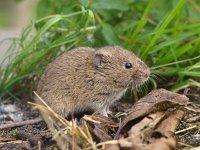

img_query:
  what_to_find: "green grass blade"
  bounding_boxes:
[171,79,200,92]
[141,0,186,59]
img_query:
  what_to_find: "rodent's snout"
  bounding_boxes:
[137,69,150,79]
[144,72,149,78]
[135,58,150,79]
[145,68,150,78]
[130,68,150,87]
[131,63,150,85]
[140,61,150,80]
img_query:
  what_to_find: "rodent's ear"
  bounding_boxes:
[94,50,110,66]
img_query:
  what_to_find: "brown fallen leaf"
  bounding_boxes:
[115,89,189,138]
[83,115,117,142]
[106,109,184,150]
[127,112,166,144]
[142,136,176,150]
[154,109,184,135]
[93,125,112,142]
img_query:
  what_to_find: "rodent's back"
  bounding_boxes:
[36,47,96,116]
[37,47,95,90]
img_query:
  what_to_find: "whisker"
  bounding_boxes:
[148,78,157,89]
[151,72,167,82]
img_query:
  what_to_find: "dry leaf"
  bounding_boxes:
[115,89,189,138]
[106,109,184,150]
[93,125,112,142]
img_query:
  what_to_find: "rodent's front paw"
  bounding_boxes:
[99,108,112,117]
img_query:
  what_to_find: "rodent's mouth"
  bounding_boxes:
[129,69,150,88]
[127,79,145,88]
[134,77,149,87]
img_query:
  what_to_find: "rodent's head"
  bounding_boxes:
[94,46,150,88]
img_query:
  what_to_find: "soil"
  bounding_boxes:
[0,88,199,150]
[0,100,56,149]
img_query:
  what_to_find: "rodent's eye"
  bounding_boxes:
[125,63,132,69]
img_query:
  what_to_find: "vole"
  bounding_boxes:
[36,46,150,119]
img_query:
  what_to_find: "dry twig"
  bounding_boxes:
[0,117,42,130]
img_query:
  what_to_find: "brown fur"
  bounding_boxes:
[36,46,150,118]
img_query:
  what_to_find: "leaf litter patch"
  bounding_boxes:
[31,88,191,150]
[1,88,200,149]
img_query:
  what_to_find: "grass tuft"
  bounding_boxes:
[0,8,95,98]
[0,0,200,98]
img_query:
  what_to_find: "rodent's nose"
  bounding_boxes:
[145,69,150,78]
[144,72,148,78]
[136,70,150,79]
[142,71,149,79]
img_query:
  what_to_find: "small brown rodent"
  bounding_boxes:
[36,46,150,118]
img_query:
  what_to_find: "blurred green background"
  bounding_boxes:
[0,0,199,99]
